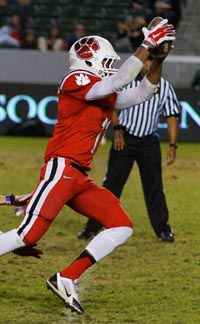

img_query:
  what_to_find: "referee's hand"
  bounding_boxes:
[113,130,126,151]
[166,147,176,165]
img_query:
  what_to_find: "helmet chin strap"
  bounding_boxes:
[98,70,106,78]
[85,60,107,78]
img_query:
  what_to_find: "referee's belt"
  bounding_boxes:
[125,131,154,139]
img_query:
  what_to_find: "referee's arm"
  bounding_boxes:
[166,116,178,165]
[166,116,178,148]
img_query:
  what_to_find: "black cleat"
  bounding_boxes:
[77,229,97,240]
[159,231,174,242]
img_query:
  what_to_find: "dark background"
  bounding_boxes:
[0,84,199,141]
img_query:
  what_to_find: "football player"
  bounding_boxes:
[0,19,175,314]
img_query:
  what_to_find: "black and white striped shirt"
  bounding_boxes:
[119,77,180,138]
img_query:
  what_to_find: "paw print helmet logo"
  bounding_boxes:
[74,37,100,59]
[69,36,120,78]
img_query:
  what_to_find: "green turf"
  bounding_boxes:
[0,136,200,324]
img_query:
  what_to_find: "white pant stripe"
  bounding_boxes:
[18,158,66,240]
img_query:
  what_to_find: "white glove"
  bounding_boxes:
[142,19,176,48]
[15,206,25,216]
[14,193,33,205]
[12,193,33,216]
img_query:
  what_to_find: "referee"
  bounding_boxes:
[78,56,180,242]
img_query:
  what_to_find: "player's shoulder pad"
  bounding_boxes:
[59,69,100,92]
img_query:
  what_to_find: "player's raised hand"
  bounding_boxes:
[142,18,176,49]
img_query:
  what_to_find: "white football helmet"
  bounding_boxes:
[69,36,120,78]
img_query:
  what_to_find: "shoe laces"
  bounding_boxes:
[71,280,79,299]
[64,277,79,300]
[73,279,79,294]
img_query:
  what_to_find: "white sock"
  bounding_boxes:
[0,229,25,256]
[85,226,133,262]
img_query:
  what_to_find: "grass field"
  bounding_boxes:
[0,136,200,324]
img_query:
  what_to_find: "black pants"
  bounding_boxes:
[85,132,172,237]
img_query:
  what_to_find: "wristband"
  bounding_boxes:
[5,194,15,205]
[141,43,152,52]
[113,125,124,131]
[169,143,178,149]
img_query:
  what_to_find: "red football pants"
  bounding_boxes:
[17,157,133,245]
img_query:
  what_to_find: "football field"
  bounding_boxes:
[0,136,200,324]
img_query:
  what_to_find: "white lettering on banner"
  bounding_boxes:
[179,101,200,129]
[38,96,57,125]
[0,95,7,122]
[158,101,200,130]
[0,94,199,130]
[0,94,58,125]
[7,95,37,123]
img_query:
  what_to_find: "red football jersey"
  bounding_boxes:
[44,70,117,170]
